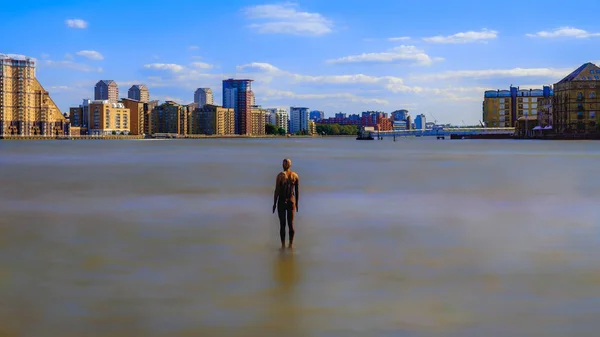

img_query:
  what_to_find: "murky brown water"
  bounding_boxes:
[0,138,599,336]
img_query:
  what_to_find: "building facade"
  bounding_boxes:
[223,79,253,135]
[94,80,119,103]
[194,88,214,108]
[391,109,409,121]
[290,106,310,134]
[0,54,66,136]
[309,110,324,122]
[415,114,426,130]
[87,100,130,135]
[483,86,553,127]
[121,98,146,135]
[250,105,268,135]
[127,84,149,103]
[551,62,600,134]
[267,108,289,133]
[193,104,235,135]
[150,101,189,135]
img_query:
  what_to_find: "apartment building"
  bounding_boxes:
[127,84,149,103]
[94,80,119,103]
[0,54,66,136]
[193,104,235,135]
[87,100,130,135]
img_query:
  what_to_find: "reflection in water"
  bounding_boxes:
[274,250,300,294]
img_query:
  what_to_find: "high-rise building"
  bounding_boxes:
[87,100,130,136]
[0,54,66,136]
[483,86,552,128]
[415,114,426,130]
[309,110,324,121]
[150,101,190,135]
[193,104,235,135]
[194,88,214,108]
[127,84,149,103]
[223,79,253,135]
[267,108,289,133]
[250,105,267,135]
[94,80,119,103]
[290,106,310,134]
[551,62,600,134]
[121,98,146,135]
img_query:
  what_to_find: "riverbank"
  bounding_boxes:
[0,134,349,141]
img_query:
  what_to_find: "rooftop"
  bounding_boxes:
[557,62,600,83]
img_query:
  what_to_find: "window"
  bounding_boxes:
[591,111,596,118]
[591,92,596,99]
[596,76,600,80]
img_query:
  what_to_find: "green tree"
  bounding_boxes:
[277,127,286,135]
[265,123,277,135]
[112,131,117,135]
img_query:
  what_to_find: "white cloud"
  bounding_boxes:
[243,3,333,36]
[525,26,600,39]
[188,45,200,50]
[412,67,570,81]
[76,50,104,61]
[65,19,88,29]
[40,53,50,59]
[236,62,422,93]
[143,63,185,72]
[190,62,213,69]
[326,45,442,66]
[64,53,74,60]
[388,36,411,41]
[423,29,498,44]
[44,60,100,72]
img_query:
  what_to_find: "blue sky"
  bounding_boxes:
[2,0,600,124]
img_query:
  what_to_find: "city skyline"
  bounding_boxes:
[2,0,600,124]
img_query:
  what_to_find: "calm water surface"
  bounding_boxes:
[0,138,599,337]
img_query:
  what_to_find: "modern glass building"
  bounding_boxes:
[222,79,253,135]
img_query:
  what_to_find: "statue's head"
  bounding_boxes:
[282,158,292,170]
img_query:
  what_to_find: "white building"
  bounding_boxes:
[266,108,289,132]
[194,88,214,108]
[290,106,309,134]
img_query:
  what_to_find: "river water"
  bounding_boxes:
[0,137,599,337]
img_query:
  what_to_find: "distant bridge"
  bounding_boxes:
[365,127,515,138]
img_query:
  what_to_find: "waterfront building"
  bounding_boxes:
[69,99,92,132]
[0,54,66,136]
[87,100,130,135]
[266,108,289,133]
[94,80,119,103]
[310,110,324,122]
[223,79,253,135]
[391,109,409,121]
[127,85,149,103]
[483,86,552,127]
[150,101,189,135]
[415,114,426,130]
[121,98,146,135]
[193,104,234,135]
[251,105,268,135]
[551,62,600,134]
[308,120,316,135]
[144,100,159,135]
[290,106,310,134]
[194,88,213,108]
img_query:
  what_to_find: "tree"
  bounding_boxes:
[112,131,117,135]
[265,123,278,135]
[277,127,286,135]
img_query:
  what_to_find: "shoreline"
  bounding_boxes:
[0,134,357,141]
